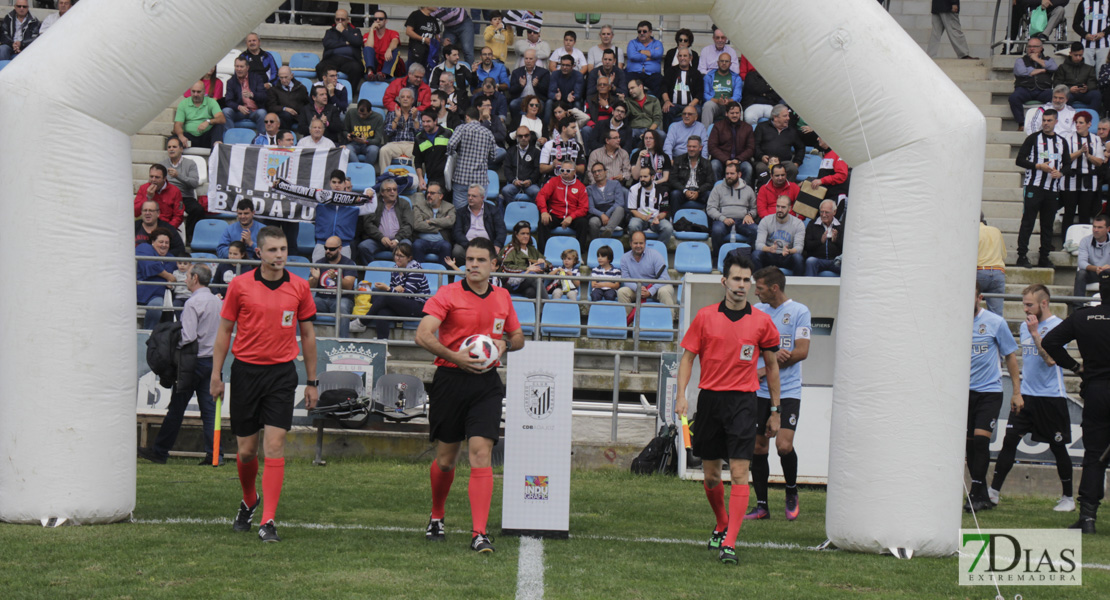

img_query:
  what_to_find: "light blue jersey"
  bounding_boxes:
[756,299,812,399]
[970,308,1018,393]
[1019,315,1068,398]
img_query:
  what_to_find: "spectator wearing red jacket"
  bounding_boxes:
[133,165,184,228]
[382,65,432,112]
[802,137,850,221]
[756,164,799,220]
[536,159,590,251]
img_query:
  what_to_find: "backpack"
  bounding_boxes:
[312,388,371,429]
[631,424,678,475]
[146,321,182,388]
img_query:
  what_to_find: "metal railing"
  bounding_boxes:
[137,255,680,442]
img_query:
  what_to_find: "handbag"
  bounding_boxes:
[1029,7,1048,37]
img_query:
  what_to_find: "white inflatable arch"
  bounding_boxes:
[0,1,982,556]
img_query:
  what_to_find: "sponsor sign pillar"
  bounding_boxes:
[502,342,573,538]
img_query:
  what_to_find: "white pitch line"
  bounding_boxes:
[516,537,545,600]
[129,518,1110,572]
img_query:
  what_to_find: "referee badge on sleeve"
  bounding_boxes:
[282,310,295,327]
[740,345,755,361]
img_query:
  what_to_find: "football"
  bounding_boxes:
[460,334,500,372]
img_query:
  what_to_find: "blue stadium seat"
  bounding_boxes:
[504,202,539,230]
[672,208,709,241]
[358,81,389,107]
[486,170,500,201]
[543,237,581,265]
[540,302,581,337]
[285,255,311,280]
[818,271,839,277]
[796,153,822,182]
[364,261,394,288]
[587,303,628,339]
[297,221,316,257]
[296,76,315,91]
[234,120,258,130]
[674,241,713,274]
[337,71,349,81]
[715,243,752,272]
[587,238,625,269]
[0,60,10,72]
[513,299,536,336]
[223,128,256,145]
[289,52,319,74]
[268,51,283,67]
[190,219,226,253]
[636,305,674,341]
[190,252,217,259]
[348,163,376,192]
[645,240,668,265]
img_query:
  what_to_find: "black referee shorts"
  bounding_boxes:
[968,390,1003,436]
[428,367,504,444]
[691,390,758,462]
[1007,395,1073,444]
[229,359,298,437]
[756,396,801,433]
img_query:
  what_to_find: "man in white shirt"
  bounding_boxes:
[698,28,739,75]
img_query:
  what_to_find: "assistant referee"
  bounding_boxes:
[210,226,318,543]
[676,252,781,565]
[1042,270,1110,534]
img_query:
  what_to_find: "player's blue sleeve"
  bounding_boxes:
[796,306,812,340]
[996,320,1018,356]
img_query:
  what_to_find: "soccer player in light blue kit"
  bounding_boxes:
[989,284,1075,512]
[746,266,811,521]
[966,281,1022,513]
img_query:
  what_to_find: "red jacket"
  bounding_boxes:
[133,182,184,228]
[756,180,799,220]
[382,76,431,112]
[816,149,849,188]
[536,176,589,220]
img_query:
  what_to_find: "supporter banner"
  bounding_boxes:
[206,143,350,222]
[136,334,386,428]
[502,342,573,538]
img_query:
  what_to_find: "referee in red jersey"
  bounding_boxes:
[415,237,525,553]
[676,251,781,565]
[210,226,318,543]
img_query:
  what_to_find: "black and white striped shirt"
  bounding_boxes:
[1075,1,1110,50]
[1017,131,1071,192]
[627,182,667,217]
[1062,130,1103,191]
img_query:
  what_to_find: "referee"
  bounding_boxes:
[210,226,319,543]
[1042,270,1110,534]
[676,252,781,565]
[415,237,525,553]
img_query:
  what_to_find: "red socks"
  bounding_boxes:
[429,461,456,520]
[468,467,493,536]
[724,484,750,548]
[261,457,285,524]
[237,455,259,506]
[704,481,728,531]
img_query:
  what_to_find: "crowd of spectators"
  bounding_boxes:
[119,8,855,334]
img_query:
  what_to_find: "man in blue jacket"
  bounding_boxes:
[702,54,743,127]
[626,21,664,97]
[314,170,362,262]
[316,7,364,88]
[547,53,585,122]
[217,200,265,259]
[223,58,270,132]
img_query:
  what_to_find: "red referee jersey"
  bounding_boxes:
[423,280,521,369]
[681,301,779,392]
[221,268,316,365]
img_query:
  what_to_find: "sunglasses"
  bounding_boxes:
[324,246,342,251]
[529,102,540,107]
[558,168,575,174]
[336,17,349,22]
[678,37,691,43]
[265,119,279,123]
[638,29,650,34]
[374,17,386,21]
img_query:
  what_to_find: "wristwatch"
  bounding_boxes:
[305,379,319,387]
[769,406,779,413]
